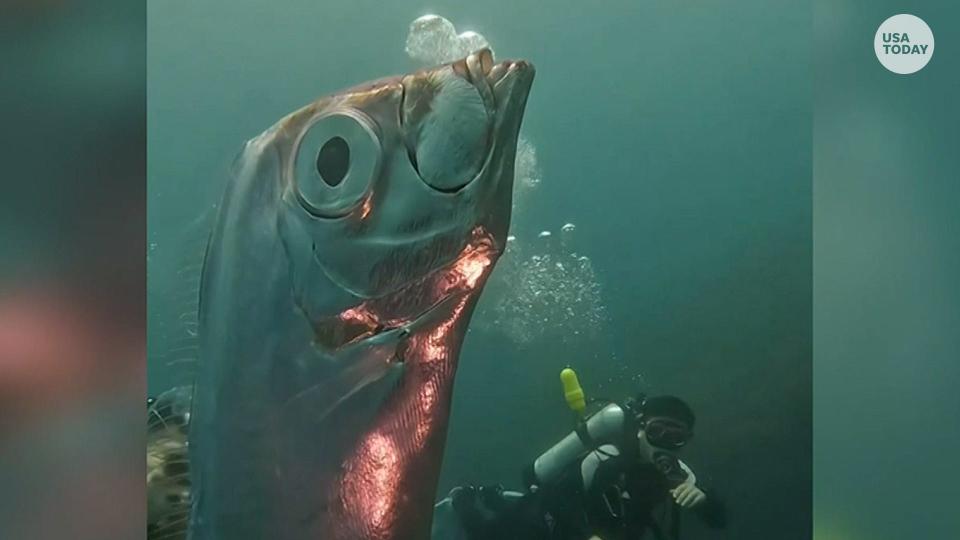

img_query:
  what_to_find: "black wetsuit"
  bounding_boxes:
[559,451,725,539]
[451,450,726,540]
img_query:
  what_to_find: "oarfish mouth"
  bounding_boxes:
[311,228,498,351]
[449,48,534,112]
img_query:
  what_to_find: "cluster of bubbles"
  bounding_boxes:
[477,223,608,345]
[405,14,494,65]
[405,15,606,346]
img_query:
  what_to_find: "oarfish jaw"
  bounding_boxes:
[326,230,498,540]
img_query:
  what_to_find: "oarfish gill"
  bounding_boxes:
[188,48,534,539]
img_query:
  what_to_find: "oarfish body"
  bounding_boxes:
[188,49,534,540]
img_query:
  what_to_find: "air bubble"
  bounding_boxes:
[457,31,490,56]
[512,135,541,213]
[405,14,493,66]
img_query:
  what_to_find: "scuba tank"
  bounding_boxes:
[528,368,630,487]
[526,368,689,490]
[531,402,628,486]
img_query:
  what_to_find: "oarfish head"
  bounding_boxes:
[269,48,534,326]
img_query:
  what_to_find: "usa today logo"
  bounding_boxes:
[875,14,934,74]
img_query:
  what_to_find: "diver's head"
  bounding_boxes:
[631,395,695,483]
[636,395,695,448]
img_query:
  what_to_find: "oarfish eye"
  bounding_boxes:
[294,111,379,218]
[315,136,350,187]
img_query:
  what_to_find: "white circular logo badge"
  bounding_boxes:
[875,14,934,74]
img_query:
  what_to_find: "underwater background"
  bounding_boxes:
[148,1,811,539]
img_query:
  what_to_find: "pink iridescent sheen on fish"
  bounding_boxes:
[188,48,534,539]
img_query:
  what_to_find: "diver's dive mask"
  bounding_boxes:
[643,417,692,450]
[623,394,693,450]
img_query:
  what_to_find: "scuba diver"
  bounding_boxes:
[432,369,727,540]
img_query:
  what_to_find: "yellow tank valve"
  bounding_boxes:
[560,367,586,418]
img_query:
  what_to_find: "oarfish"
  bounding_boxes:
[188,48,534,539]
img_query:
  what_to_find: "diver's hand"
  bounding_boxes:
[671,483,706,508]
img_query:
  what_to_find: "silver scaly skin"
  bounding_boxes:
[188,49,534,539]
